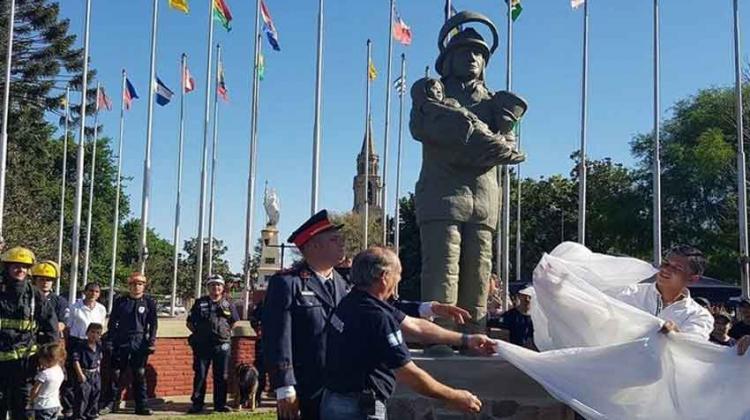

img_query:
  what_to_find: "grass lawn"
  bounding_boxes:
[161,412,275,420]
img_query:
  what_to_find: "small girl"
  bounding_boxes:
[29,342,67,420]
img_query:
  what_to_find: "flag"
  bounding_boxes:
[393,76,406,96]
[217,62,228,102]
[571,0,585,9]
[258,52,265,81]
[183,64,196,93]
[169,0,189,13]
[124,78,139,110]
[392,3,412,46]
[260,0,281,51]
[155,77,174,106]
[213,0,233,31]
[96,86,112,112]
[368,58,377,81]
[508,0,522,21]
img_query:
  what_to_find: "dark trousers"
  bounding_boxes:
[110,340,149,408]
[62,337,86,413]
[0,358,34,420]
[74,371,101,420]
[34,408,60,420]
[298,394,322,420]
[191,343,231,409]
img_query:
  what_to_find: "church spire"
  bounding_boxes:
[360,114,376,157]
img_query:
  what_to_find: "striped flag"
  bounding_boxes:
[260,0,281,51]
[368,58,377,81]
[213,0,233,31]
[183,64,196,93]
[124,78,139,110]
[392,3,412,46]
[169,0,189,13]
[571,0,585,9]
[258,52,265,81]
[155,78,174,106]
[96,86,112,111]
[217,62,228,102]
[393,76,406,96]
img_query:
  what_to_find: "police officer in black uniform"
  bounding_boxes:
[322,247,486,419]
[106,272,158,416]
[186,274,240,414]
[0,246,58,420]
[263,210,475,420]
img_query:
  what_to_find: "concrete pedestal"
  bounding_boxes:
[388,352,574,419]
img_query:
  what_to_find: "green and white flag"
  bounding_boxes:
[510,0,522,21]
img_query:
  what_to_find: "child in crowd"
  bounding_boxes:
[29,342,67,420]
[72,323,104,420]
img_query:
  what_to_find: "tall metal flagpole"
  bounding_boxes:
[515,128,522,282]
[108,71,127,313]
[196,0,217,298]
[207,44,222,277]
[0,0,16,243]
[394,53,406,253]
[733,0,750,300]
[69,0,92,303]
[363,40,373,251]
[499,0,513,311]
[171,55,188,316]
[82,82,100,287]
[381,0,395,245]
[577,0,589,246]
[311,0,324,215]
[138,0,160,274]
[652,0,662,267]
[56,87,70,295]
[243,0,262,319]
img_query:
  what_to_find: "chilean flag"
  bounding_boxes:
[260,0,280,51]
[392,4,412,46]
[124,78,139,110]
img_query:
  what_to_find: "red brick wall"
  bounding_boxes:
[143,336,258,398]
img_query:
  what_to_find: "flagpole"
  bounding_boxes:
[207,43,222,277]
[363,39,372,251]
[393,53,406,253]
[577,0,589,246]
[56,87,70,295]
[243,0,262,319]
[515,127,522,282]
[138,0,160,274]
[82,82,100,287]
[652,0,662,267]
[69,0,92,303]
[733,0,750,300]
[0,0,16,244]
[196,0,217,298]
[108,71,127,313]
[381,0,395,246]
[311,0,324,215]
[498,0,513,311]
[171,54,188,316]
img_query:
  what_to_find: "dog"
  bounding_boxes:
[235,363,260,411]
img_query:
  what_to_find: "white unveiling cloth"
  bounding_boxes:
[494,242,750,420]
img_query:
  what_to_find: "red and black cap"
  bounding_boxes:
[287,209,343,248]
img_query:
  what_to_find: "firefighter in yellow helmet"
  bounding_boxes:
[31,260,69,334]
[0,247,59,420]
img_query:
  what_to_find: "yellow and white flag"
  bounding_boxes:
[368,59,377,81]
[169,0,189,13]
[571,0,585,9]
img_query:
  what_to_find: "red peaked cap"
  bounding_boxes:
[287,209,343,248]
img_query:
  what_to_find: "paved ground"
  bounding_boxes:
[104,395,275,419]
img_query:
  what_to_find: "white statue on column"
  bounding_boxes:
[264,182,280,227]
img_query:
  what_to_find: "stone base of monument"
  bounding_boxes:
[388,351,575,420]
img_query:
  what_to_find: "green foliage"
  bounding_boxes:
[329,211,384,257]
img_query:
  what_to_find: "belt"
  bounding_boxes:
[83,368,100,374]
[0,344,38,361]
[0,318,35,332]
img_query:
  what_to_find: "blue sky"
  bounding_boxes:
[55,0,746,271]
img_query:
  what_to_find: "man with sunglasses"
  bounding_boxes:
[606,245,713,340]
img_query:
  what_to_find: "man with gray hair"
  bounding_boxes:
[321,247,496,419]
[605,245,713,340]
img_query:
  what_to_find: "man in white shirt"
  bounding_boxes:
[67,282,108,341]
[606,245,713,340]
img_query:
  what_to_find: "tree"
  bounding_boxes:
[396,194,421,300]
[330,211,384,257]
[178,237,233,299]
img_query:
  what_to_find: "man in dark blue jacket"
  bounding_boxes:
[262,210,484,420]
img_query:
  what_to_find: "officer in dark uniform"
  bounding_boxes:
[263,210,471,420]
[321,247,485,419]
[0,246,58,420]
[186,274,240,414]
[106,272,158,416]
[31,260,69,336]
